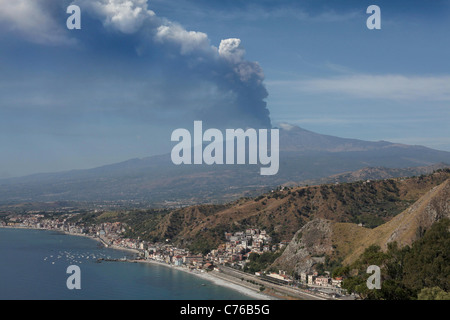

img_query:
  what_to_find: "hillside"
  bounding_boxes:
[68,170,450,255]
[332,178,450,265]
[272,172,450,275]
[297,163,450,187]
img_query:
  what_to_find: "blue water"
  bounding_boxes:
[0,228,252,300]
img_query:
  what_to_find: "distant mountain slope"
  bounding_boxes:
[297,163,450,187]
[278,123,398,152]
[1,124,450,205]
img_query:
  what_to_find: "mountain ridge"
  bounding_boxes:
[271,174,450,274]
[62,170,450,256]
[1,124,450,205]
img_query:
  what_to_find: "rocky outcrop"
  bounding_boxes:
[272,218,333,274]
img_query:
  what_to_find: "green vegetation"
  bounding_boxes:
[315,256,344,276]
[48,171,449,273]
[417,287,450,300]
[353,214,386,229]
[187,234,216,255]
[336,218,450,300]
[243,251,284,274]
[67,209,170,242]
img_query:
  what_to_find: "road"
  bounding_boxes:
[218,266,329,300]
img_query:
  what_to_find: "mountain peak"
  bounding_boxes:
[1,125,450,205]
[276,123,392,152]
[277,123,311,132]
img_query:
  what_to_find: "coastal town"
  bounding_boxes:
[1,213,350,300]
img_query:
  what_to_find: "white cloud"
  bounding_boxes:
[270,74,450,101]
[218,38,245,64]
[75,0,155,34]
[0,0,74,45]
[77,0,214,56]
[155,23,211,55]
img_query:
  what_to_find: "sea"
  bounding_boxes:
[0,228,252,300]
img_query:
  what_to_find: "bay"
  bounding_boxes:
[0,228,252,300]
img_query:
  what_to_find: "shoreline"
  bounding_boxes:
[1,226,276,300]
[0,226,140,255]
[132,259,277,300]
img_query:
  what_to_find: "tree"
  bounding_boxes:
[418,287,450,300]
[341,218,450,300]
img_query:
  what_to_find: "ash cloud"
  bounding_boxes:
[0,0,272,176]
[74,0,272,129]
[0,0,272,130]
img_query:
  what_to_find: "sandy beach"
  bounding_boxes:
[133,259,277,300]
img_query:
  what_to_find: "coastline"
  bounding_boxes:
[132,259,277,300]
[0,226,275,300]
[0,226,140,255]
[63,232,141,255]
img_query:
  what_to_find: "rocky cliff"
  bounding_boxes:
[271,219,333,274]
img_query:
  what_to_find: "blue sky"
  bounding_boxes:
[0,0,449,178]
